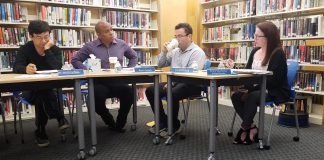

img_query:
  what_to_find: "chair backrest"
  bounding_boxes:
[286,60,299,99]
[286,60,299,88]
[204,60,212,70]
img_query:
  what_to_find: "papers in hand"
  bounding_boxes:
[35,70,58,74]
[231,69,271,74]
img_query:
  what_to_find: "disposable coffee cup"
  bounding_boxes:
[109,57,118,69]
[166,38,179,52]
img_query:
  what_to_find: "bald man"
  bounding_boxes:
[72,21,138,132]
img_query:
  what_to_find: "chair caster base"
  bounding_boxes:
[264,145,271,150]
[77,150,86,160]
[165,136,173,145]
[179,134,186,139]
[152,136,160,145]
[88,146,97,156]
[208,153,215,160]
[130,124,136,131]
[293,136,299,142]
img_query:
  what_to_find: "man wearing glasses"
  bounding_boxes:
[145,23,206,137]
[13,20,69,147]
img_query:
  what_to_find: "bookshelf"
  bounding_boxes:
[200,0,324,125]
[0,0,160,121]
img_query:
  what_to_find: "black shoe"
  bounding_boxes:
[58,118,70,130]
[111,127,126,133]
[101,113,116,129]
[35,130,49,148]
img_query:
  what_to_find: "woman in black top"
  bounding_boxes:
[231,21,290,145]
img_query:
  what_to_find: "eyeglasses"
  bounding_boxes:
[174,34,189,39]
[34,35,50,41]
[254,35,266,39]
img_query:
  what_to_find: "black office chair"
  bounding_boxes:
[13,89,70,143]
[227,60,300,149]
[0,100,9,143]
[178,60,222,139]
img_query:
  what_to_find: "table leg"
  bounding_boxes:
[153,75,161,144]
[88,78,97,156]
[208,80,217,160]
[258,75,266,149]
[75,79,86,159]
[131,83,137,131]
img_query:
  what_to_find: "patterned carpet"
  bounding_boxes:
[0,100,324,160]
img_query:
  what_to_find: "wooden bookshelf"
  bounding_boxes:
[0,0,161,121]
[200,0,324,125]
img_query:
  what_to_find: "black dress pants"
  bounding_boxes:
[94,79,133,128]
[145,82,202,131]
[23,89,63,131]
[231,90,272,130]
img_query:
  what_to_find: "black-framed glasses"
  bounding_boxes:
[254,35,266,39]
[174,34,189,39]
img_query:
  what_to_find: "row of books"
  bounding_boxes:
[203,23,256,41]
[103,11,151,29]
[256,0,322,15]
[43,0,102,5]
[295,71,323,92]
[0,51,18,70]
[203,44,254,63]
[0,3,28,23]
[272,15,324,38]
[51,29,96,47]
[203,0,257,22]
[283,41,324,64]
[43,0,141,9]
[136,51,155,65]
[0,27,29,47]
[203,15,323,42]
[40,5,92,26]
[203,0,322,23]
[114,31,152,47]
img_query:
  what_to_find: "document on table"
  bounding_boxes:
[15,74,53,79]
[231,69,271,74]
[35,70,58,74]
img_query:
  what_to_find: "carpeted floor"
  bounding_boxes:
[0,100,324,160]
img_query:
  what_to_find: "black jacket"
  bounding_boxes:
[245,47,290,104]
[13,41,62,73]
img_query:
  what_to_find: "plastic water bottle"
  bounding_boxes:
[191,61,198,72]
[115,61,122,72]
[62,62,72,70]
[218,61,225,69]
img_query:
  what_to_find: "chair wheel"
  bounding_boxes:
[61,135,67,142]
[293,136,299,142]
[181,120,185,123]
[179,135,186,139]
[227,132,233,137]
[264,145,270,150]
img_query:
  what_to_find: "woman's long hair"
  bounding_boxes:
[256,21,282,66]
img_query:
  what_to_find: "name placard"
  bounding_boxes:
[207,69,235,75]
[58,69,84,76]
[171,67,194,73]
[134,67,155,72]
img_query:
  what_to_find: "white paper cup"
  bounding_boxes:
[166,38,179,51]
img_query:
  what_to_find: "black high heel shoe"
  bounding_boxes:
[233,128,247,144]
[250,126,259,143]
